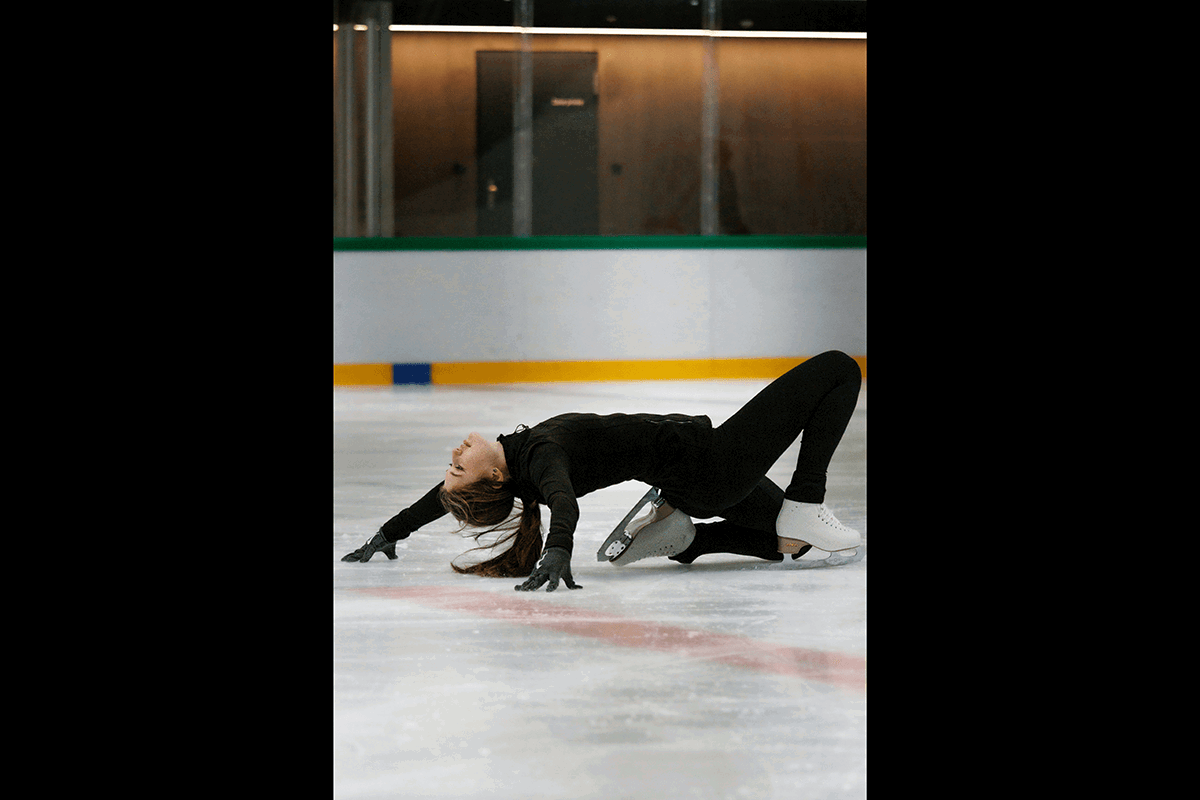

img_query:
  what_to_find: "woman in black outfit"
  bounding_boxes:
[342,350,863,593]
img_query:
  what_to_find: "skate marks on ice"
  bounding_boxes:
[790,542,865,569]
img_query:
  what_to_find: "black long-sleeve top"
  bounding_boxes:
[377,412,713,555]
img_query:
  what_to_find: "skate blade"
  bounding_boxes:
[596,487,661,561]
[778,535,861,554]
[604,535,632,559]
[790,542,865,569]
[609,512,695,566]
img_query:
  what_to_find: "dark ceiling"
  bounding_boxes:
[335,1,867,33]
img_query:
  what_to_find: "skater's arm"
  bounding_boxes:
[341,482,448,563]
[514,444,584,591]
[525,446,579,555]
[378,482,448,542]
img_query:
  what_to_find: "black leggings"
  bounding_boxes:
[666,350,862,533]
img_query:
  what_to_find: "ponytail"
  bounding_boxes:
[439,480,543,578]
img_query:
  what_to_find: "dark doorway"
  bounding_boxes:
[476,51,599,236]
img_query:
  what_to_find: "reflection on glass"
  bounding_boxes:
[716,37,866,235]
[336,24,865,237]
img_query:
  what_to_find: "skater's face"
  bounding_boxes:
[445,432,498,490]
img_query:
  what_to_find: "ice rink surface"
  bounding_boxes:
[334,379,866,800]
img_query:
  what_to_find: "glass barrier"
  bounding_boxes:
[715,36,866,235]
[334,2,865,238]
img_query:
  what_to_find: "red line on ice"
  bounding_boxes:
[350,585,865,692]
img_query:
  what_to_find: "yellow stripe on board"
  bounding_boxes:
[333,357,866,386]
[333,363,393,386]
[431,356,865,385]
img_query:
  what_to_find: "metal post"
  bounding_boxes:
[333,26,339,236]
[700,0,720,236]
[364,8,380,236]
[335,2,392,238]
[512,0,533,237]
[335,21,356,236]
[378,5,393,237]
[361,3,395,237]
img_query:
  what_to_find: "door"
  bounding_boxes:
[476,51,599,236]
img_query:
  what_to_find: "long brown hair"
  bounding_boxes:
[439,480,543,577]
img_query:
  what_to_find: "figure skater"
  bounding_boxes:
[342,350,863,592]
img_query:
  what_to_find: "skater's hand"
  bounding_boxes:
[341,532,398,562]
[515,547,582,592]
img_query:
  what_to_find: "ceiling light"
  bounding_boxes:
[383,25,865,40]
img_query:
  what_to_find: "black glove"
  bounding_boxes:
[341,532,398,562]
[515,547,582,592]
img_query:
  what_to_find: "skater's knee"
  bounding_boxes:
[815,350,861,385]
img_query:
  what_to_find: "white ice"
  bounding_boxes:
[334,380,866,800]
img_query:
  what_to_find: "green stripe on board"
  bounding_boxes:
[334,235,865,251]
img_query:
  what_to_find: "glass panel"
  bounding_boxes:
[336,3,867,239]
[715,36,866,235]
[534,34,704,235]
[334,10,396,238]
[387,31,706,237]
[388,30,524,237]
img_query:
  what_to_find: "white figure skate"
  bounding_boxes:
[597,487,696,565]
[776,500,864,567]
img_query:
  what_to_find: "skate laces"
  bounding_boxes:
[816,504,852,532]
